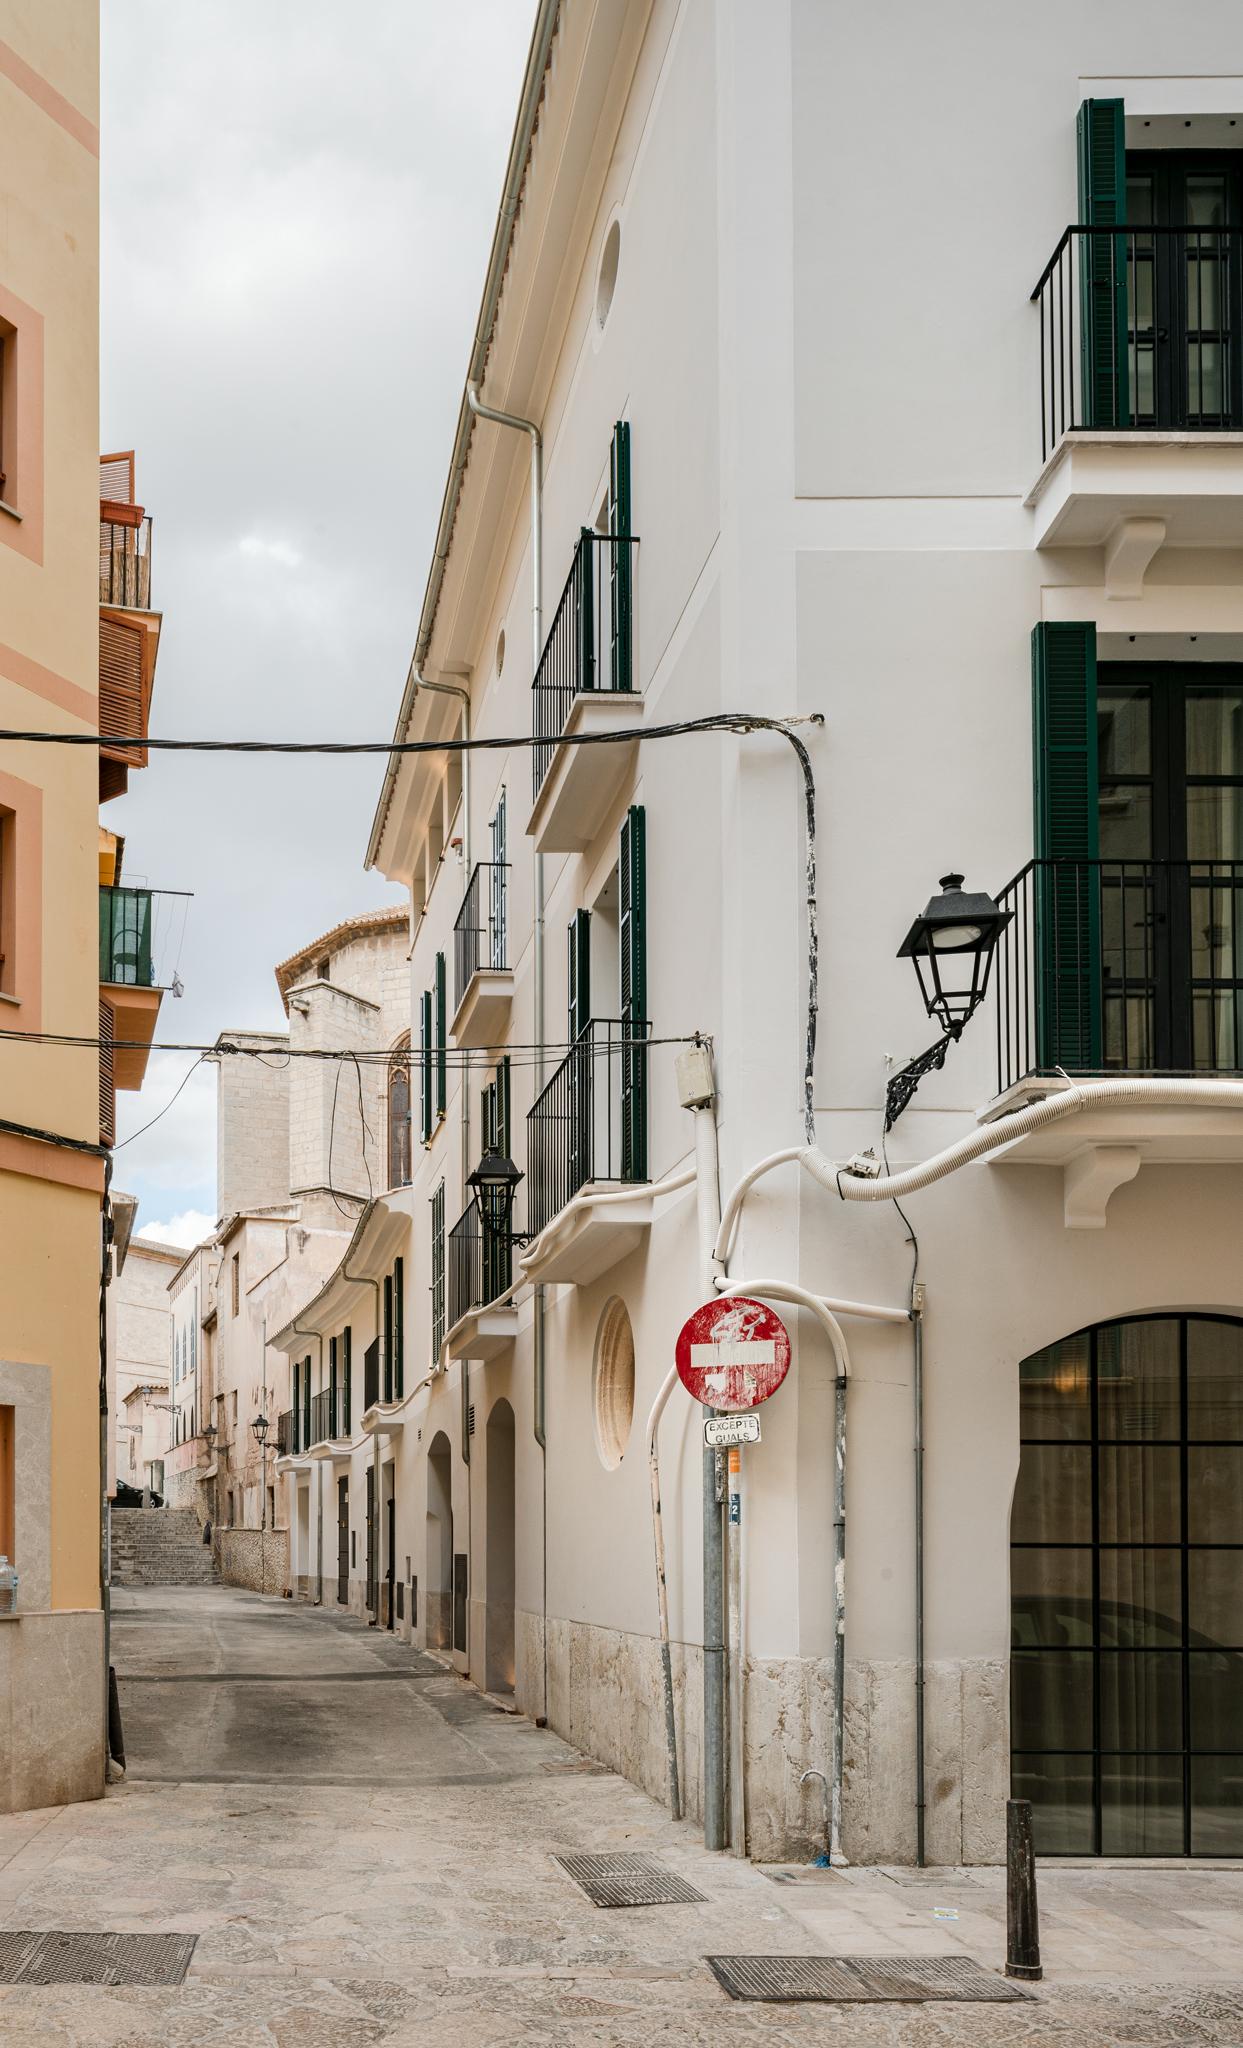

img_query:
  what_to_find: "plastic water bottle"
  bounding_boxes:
[0,1558,15,1615]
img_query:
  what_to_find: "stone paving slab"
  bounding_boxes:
[0,1588,1241,2043]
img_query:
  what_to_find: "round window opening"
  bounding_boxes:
[596,219,621,332]
[593,1296,635,1469]
[495,627,505,677]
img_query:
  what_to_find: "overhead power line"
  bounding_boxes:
[0,711,822,755]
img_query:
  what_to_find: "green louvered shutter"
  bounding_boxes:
[329,1336,338,1438]
[578,525,596,692]
[419,989,433,1143]
[1077,97,1128,427]
[609,421,632,693]
[342,1326,352,1436]
[383,1274,393,1402]
[393,1257,403,1400]
[619,804,647,1180]
[303,1354,311,1449]
[435,952,446,1120]
[1033,623,1101,1070]
[568,909,591,1042]
[497,1055,511,1159]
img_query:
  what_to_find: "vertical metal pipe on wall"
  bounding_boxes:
[913,1300,926,1867]
[694,1092,727,1851]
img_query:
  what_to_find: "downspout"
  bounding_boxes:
[342,1215,382,1617]
[695,1094,727,1854]
[465,374,546,1718]
[913,1292,926,1866]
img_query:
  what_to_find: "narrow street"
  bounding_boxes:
[0,1588,1239,2043]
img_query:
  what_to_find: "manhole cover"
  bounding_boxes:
[0,1932,198,1986]
[704,1955,1033,2003]
[553,1851,709,1908]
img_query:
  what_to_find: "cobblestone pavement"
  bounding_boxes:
[0,1588,1242,2044]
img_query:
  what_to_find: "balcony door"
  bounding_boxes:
[1098,663,1243,1069]
[1126,155,1243,429]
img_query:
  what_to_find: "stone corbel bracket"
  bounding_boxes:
[1105,515,1166,599]
[1063,1144,1142,1229]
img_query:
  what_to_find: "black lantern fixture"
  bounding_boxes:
[880,873,1011,1135]
[466,1149,526,1244]
[202,1420,217,1446]
[897,874,1011,1039]
[250,1411,270,1448]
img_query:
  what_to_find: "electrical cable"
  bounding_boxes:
[0,710,822,756]
[112,1055,206,1150]
[0,1028,707,1061]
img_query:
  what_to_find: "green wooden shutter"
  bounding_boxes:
[1077,97,1128,427]
[343,1326,352,1436]
[498,1055,511,1159]
[393,1257,403,1400]
[1033,622,1101,1069]
[435,952,446,1120]
[303,1355,311,1449]
[419,989,433,1143]
[609,420,632,693]
[568,908,591,1042]
[383,1274,393,1402]
[577,525,596,692]
[329,1336,338,1437]
[292,1359,299,1453]
[619,804,647,1180]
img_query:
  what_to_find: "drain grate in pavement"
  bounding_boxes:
[704,1955,1032,2003]
[553,1850,709,1908]
[0,1932,198,1986]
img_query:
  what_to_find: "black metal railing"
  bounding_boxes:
[100,513,152,608]
[447,1202,513,1333]
[532,530,638,798]
[362,1337,389,1413]
[310,1388,336,1446]
[994,857,1243,1094]
[1033,225,1243,462]
[277,1410,293,1456]
[453,861,508,1011]
[526,1017,649,1235]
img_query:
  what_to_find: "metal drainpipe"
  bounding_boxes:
[913,1293,926,1867]
[465,373,545,1716]
[342,1235,381,1618]
[693,1095,727,1853]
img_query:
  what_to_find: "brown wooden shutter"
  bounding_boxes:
[99,615,145,764]
[99,452,134,504]
[99,999,115,1147]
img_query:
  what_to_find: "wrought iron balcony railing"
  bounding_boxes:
[98,885,190,988]
[453,861,508,1012]
[277,1410,293,1457]
[363,1337,391,1412]
[100,512,152,609]
[1033,224,1243,462]
[527,1017,650,1236]
[993,857,1243,1095]
[447,1202,513,1332]
[532,530,638,799]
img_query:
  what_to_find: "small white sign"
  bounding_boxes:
[704,1413,761,1447]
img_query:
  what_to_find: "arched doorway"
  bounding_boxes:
[426,1431,453,1651]
[1013,1314,1243,1855]
[485,1398,515,1696]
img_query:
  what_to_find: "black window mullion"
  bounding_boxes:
[1091,1323,1102,1855]
[1181,1315,1192,1855]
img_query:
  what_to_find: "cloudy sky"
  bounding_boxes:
[100,2,534,1246]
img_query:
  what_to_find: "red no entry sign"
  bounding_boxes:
[675,1296,791,1412]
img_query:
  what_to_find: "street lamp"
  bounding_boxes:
[466,1149,526,1243]
[251,1411,270,1535]
[885,873,1011,1131]
[897,873,1010,1039]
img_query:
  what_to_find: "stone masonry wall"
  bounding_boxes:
[214,1527,289,1596]
[214,1034,291,1217]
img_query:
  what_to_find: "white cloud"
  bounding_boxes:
[135,1210,218,1252]
[98,2,533,1200]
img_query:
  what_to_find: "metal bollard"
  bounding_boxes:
[1005,1798,1042,1980]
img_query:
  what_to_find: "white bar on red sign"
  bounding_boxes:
[690,1341,777,1369]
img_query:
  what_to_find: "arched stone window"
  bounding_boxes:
[388,1033,411,1190]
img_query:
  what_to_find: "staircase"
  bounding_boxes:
[111,1508,220,1587]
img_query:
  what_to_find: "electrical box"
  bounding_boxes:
[676,1041,715,1109]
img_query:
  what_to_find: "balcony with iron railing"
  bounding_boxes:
[993,858,1243,1096]
[1029,224,1243,559]
[528,531,641,854]
[281,1385,349,1457]
[448,1202,512,1332]
[100,510,152,609]
[451,861,512,1047]
[527,1017,650,1236]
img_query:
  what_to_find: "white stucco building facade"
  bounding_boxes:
[268,1,1243,1867]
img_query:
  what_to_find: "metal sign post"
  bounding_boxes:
[675,1296,791,1861]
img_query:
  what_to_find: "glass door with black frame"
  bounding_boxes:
[1126,154,1242,429]
[1098,664,1243,1070]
